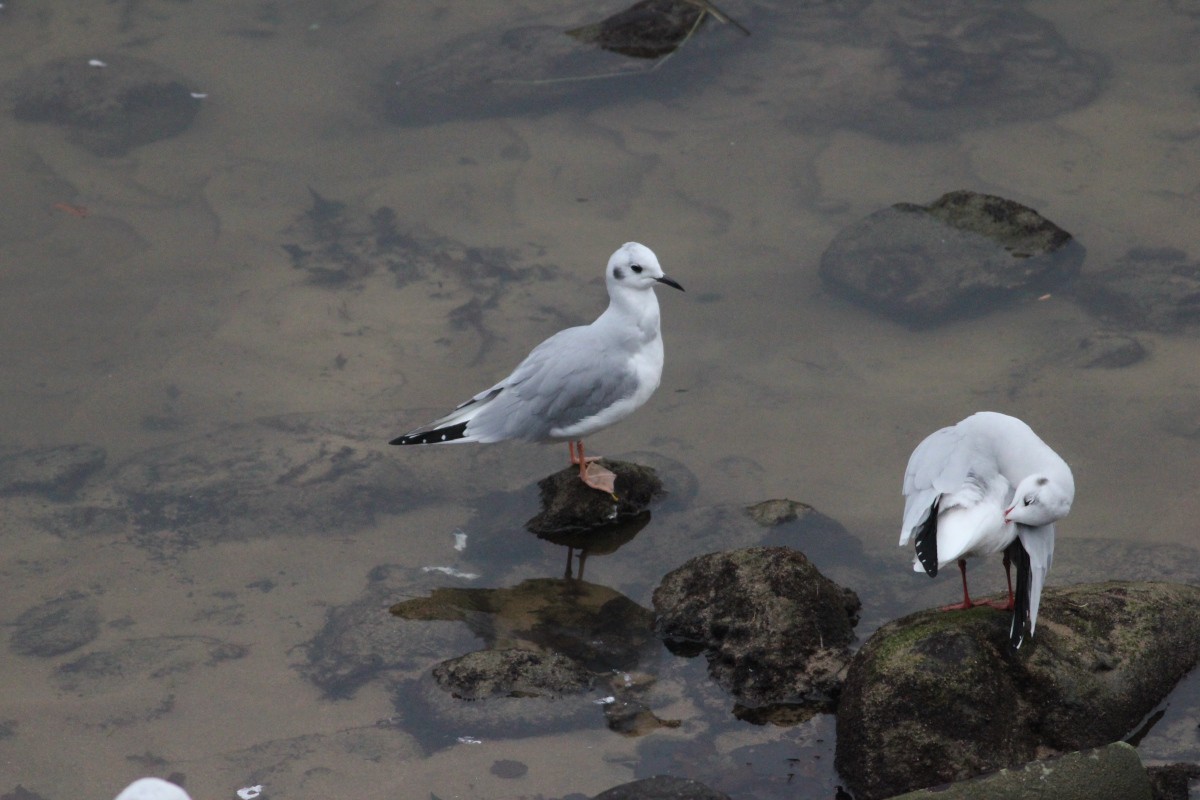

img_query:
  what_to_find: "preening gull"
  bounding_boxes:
[899,411,1074,649]
[390,242,683,493]
[113,778,192,800]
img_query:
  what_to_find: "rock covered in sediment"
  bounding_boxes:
[1075,247,1200,334]
[819,190,1083,326]
[591,774,731,800]
[835,581,1200,800]
[652,546,861,709]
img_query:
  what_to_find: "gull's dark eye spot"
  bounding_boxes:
[613,267,625,280]
[631,264,644,274]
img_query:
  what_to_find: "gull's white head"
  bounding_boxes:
[606,242,684,294]
[113,778,193,800]
[1005,473,1074,527]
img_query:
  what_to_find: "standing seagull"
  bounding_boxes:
[899,411,1074,649]
[390,242,683,494]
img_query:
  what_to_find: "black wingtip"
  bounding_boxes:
[389,421,468,446]
[913,498,940,577]
[1007,536,1032,652]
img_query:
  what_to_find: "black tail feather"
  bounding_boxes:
[913,498,940,577]
[1008,536,1032,651]
[389,421,468,446]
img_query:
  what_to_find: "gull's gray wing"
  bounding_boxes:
[466,325,640,442]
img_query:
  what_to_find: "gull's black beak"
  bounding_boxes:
[656,275,685,292]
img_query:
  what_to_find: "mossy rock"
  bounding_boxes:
[835,581,1200,799]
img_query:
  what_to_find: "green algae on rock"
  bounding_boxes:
[835,581,1200,800]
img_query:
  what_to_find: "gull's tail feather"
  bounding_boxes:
[912,497,940,577]
[389,387,503,446]
[390,421,468,446]
[1008,536,1032,651]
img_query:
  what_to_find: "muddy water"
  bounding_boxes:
[1,2,1198,798]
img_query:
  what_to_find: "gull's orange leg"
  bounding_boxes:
[565,440,617,495]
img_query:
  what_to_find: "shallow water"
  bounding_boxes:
[1,1,1199,798]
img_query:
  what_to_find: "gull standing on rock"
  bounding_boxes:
[899,411,1075,649]
[390,242,684,494]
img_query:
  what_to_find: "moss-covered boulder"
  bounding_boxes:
[835,581,1200,800]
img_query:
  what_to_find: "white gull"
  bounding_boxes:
[390,242,683,493]
[899,411,1075,649]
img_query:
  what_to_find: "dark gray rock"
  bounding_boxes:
[11,54,201,156]
[819,190,1083,326]
[592,774,731,800]
[652,546,861,709]
[1075,247,1200,333]
[11,592,101,657]
[0,444,105,500]
[835,581,1200,800]
[884,742,1152,800]
[526,460,665,537]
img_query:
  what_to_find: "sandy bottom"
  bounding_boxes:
[1,1,1198,798]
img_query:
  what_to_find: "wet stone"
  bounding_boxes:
[834,581,1200,800]
[819,190,1084,326]
[490,759,529,779]
[10,592,102,658]
[11,54,202,156]
[525,459,664,537]
[394,647,602,745]
[652,546,861,709]
[1075,247,1200,333]
[433,648,594,700]
[0,444,105,501]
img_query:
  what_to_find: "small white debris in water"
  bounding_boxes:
[453,529,468,552]
[88,59,107,68]
[422,566,480,580]
[456,736,483,745]
[190,92,208,99]
[237,787,264,800]
[594,696,616,705]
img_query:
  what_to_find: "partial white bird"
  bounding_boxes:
[113,778,192,800]
[390,242,683,493]
[899,411,1074,649]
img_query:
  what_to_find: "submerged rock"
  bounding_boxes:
[591,774,731,800]
[377,1,747,126]
[819,190,1083,326]
[11,54,202,156]
[835,581,1200,800]
[652,546,861,710]
[10,592,102,657]
[1075,247,1200,333]
[432,647,594,699]
[525,459,664,537]
[0,444,105,500]
[1071,330,1148,369]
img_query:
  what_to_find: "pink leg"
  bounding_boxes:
[565,440,617,494]
[939,559,977,611]
[979,552,1016,611]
